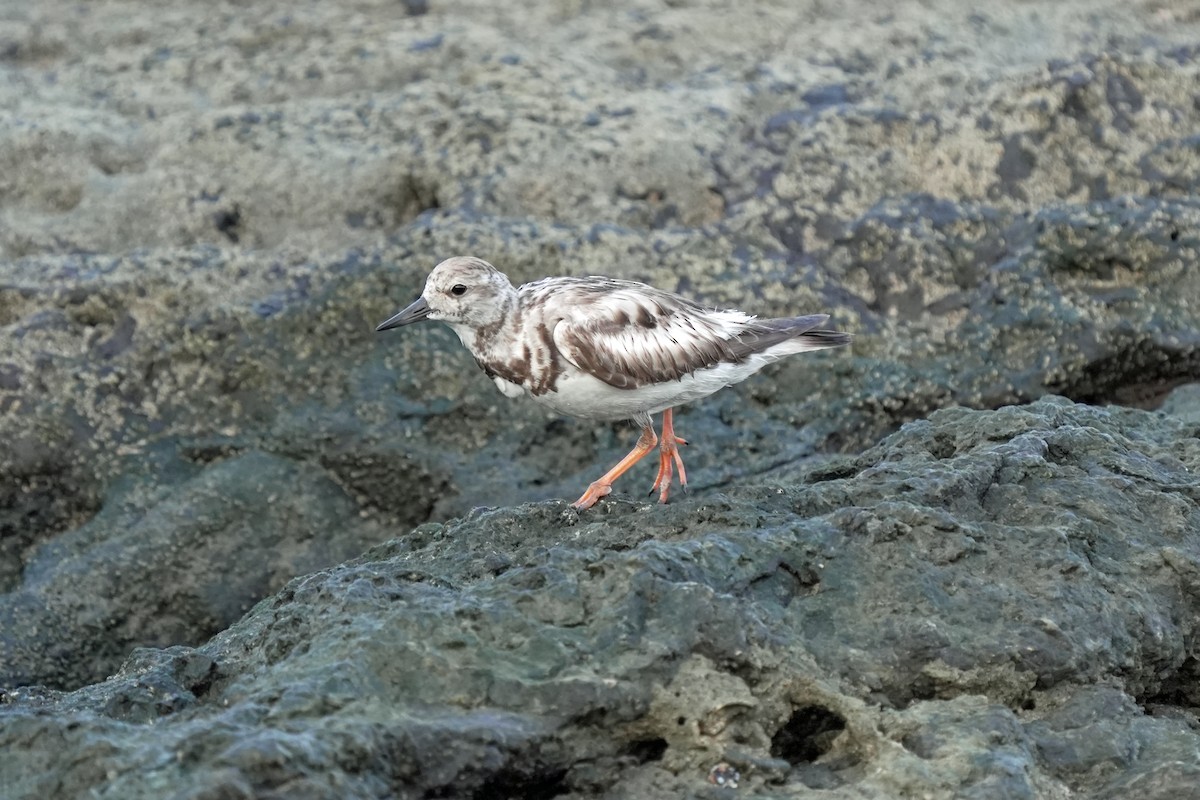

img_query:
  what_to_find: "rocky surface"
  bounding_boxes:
[2,0,1200,798]
[4,398,1200,799]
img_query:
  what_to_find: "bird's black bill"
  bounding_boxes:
[376,297,430,331]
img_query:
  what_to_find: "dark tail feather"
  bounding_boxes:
[730,314,852,358]
[795,328,853,348]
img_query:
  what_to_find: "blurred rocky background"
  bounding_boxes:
[2,1,1199,797]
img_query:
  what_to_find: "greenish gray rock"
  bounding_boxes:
[2,450,380,689]
[3,1,1200,798]
[3,399,1199,799]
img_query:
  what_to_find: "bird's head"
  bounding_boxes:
[376,256,515,332]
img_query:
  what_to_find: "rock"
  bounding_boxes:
[1,450,381,690]
[1159,383,1200,424]
[3,1,1200,797]
[1,398,1198,798]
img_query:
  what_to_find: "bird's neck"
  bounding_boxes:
[452,295,521,362]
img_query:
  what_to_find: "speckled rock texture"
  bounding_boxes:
[4,399,1200,799]
[2,1,1200,798]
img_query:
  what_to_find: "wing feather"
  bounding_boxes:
[542,280,838,390]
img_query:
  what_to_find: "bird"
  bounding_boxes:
[376,256,851,510]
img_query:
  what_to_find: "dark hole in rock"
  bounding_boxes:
[805,462,860,482]
[622,737,668,764]
[1139,655,1200,709]
[469,767,569,800]
[1048,341,1200,411]
[770,705,847,764]
[213,205,242,243]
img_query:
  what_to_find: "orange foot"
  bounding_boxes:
[571,425,658,510]
[649,408,688,504]
[571,480,613,511]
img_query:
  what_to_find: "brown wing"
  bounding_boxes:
[549,282,832,389]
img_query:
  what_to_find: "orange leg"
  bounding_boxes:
[649,407,688,504]
[572,424,658,510]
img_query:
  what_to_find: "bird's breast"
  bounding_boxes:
[472,319,564,398]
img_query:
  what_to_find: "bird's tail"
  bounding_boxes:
[729,314,852,359]
[789,327,853,351]
[764,314,852,354]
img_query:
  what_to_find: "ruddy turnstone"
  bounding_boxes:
[377,256,851,510]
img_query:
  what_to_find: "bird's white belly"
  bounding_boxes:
[516,357,775,422]
[493,376,526,399]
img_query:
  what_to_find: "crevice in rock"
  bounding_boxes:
[1048,342,1200,410]
[621,737,668,764]
[1137,655,1200,711]
[770,705,847,764]
[467,767,569,800]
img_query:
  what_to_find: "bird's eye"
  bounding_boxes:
[450,284,467,296]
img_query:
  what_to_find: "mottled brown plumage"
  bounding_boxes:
[377,256,851,509]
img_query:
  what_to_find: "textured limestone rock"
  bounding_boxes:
[2,0,1200,797]
[2,399,1198,798]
